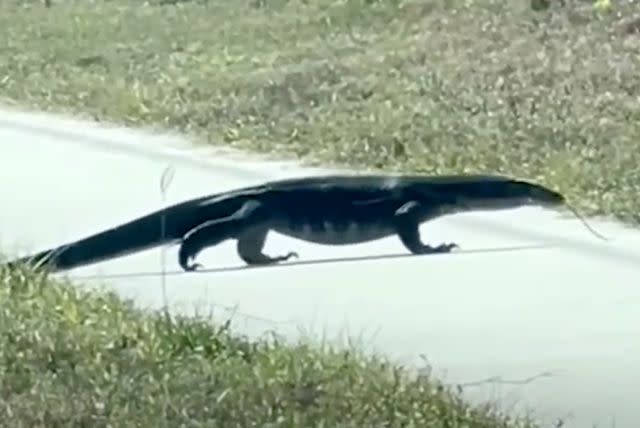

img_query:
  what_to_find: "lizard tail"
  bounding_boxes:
[4,206,190,274]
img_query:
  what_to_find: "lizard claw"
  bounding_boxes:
[184,261,204,272]
[275,251,298,262]
[435,242,459,253]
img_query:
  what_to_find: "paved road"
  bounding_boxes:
[2,106,640,427]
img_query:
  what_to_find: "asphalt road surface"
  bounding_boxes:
[2,106,640,427]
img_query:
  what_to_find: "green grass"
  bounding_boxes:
[0,262,538,427]
[2,0,640,223]
[0,0,635,425]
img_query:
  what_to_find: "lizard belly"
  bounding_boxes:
[274,220,396,245]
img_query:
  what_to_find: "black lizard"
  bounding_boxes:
[5,174,565,274]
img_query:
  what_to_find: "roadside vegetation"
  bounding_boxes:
[3,0,640,222]
[0,262,537,427]
[1,0,636,425]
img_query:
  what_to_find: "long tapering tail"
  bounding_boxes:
[4,204,195,273]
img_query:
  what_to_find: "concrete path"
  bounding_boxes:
[2,106,640,428]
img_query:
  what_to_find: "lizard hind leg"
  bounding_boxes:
[227,199,298,266]
[394,200,459,255]
[178,199,298,272]
[178,199,268,271]
[236,225,298,267]
[178,215,239,272]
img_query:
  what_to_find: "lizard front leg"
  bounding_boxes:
[178,199,298,272]
[394,200,458,255]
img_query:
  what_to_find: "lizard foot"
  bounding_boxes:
[413,242,459,255]
[279,251,299,262]
[184,261,205,272]
[434,242,459,253]
[178,245,206,272]
[251,251,298,266]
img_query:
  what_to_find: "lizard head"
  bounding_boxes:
[409,175,565,211]
[510,179,565,207]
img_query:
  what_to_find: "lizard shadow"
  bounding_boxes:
[71,243,554,281]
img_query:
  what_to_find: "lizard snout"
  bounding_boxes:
[527,184,565,207]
